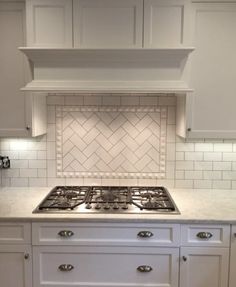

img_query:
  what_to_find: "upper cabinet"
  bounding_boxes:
[185,2,236,138]
[26,0,191,49]
[73,0,143,48]
[144,0,191,48]
[26,0,73,47]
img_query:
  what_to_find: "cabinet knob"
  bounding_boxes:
[24,253,30,260]
[58,264,74,272]
[26,126,31,131]
[183,256,187,262]
[137,265,153,273]
[187,128,191,132]
[196,232,213,239]
[137,231,154,238]
[58,230,74,238]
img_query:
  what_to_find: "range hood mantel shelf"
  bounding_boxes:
[19,47,195,93]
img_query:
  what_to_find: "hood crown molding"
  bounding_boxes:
[19,47,194,93]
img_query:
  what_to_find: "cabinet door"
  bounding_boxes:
[187,3,236,138]
[0,245,32,287]
[229,226,236,287]
[33,246,179,287]
[26,0,73,47]
[73,0,143,48]
[180,247,229,287]
[144,0,191,48]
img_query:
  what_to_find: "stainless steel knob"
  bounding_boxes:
[24,253,30,260]
[58,230,74,238]
[196,232,213,239]
[183,256,187,262]
[58,264,74,272]
[137,265,153,273]
[137,231,154,238]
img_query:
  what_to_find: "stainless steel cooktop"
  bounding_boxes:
[33,186,180,214]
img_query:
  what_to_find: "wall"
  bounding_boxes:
[1,94,236,189]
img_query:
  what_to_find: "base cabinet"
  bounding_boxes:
[180,247,229,287]
[229,226,236,287]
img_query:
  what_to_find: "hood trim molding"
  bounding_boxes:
[19,47,195,93]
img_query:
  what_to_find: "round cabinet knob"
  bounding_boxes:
[137,231,154,238]
[183,256,187,262]
[26,126,31,131]
[58,264,74,272]
[137,265,153,273]
[196,232,213,240]
[58,230,74,238]
[24,253,30,260]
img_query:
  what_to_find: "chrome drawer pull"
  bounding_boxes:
[137,231,154,238]
[58,230,74,238]
[196,232,213,239]
[137,265,153,273]
[58,264,74,272]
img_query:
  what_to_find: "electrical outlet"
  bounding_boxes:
[0,156,10,169]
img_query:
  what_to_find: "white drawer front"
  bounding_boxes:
[33,246,179,287]
[0,222,31,244]
[181,224,230,247]
[32,222,180,247]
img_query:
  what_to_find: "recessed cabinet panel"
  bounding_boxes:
[73,0,143,48]
[26,0,73,47]
[180,247,229,287]
[33,246,179,287]
[188,3,236,138]
[144,0,189,47]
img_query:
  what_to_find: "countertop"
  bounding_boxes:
[0,187,236,224]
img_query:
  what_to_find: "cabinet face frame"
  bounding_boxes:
[186,2,236,139]
[144,0,192,48]
[180,247,229,287]
[73,0,143,48]
[26,0,73,47]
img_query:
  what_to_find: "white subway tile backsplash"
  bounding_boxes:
[1,93,236,190]
[203,152,222,161]
[194,180,212,189]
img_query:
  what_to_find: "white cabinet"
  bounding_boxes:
[0,1,46,137]
[180,224,230,287]
[229,226,236,287]
[144,0,191,48]
[186,2,236,138]
[32,222,180,287]
[73,0,143,48]
[0,222,32,287]
[26,0,73,47]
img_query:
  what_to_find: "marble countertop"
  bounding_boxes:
[0,187,236,223]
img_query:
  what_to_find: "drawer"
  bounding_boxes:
[32,222,180,247]
[181,224,230,247]
[33,246,179,287]
[0,222,31,244]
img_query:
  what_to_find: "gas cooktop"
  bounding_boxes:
[33,186,180,214]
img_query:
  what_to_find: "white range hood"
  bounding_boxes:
[19,47,194,93]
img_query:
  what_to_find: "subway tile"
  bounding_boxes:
[176,152,184,161]
[175,170,185,179]
[29,178,47,187]
[232,181,236,189]
[194,161,213,171]
[159,96,176,106]
[176,161,194,170]
[223,171,236,180]
[203,152,222,161]
[10,160,28,169]
[167,106,176,125]
[223,153,236,161]
[121,96,139,106]
[48,178,66,186]
[166,143,175,161]
[2,169,20,178]
[29,160,46,169]
[84,95,102,105]
[37,151,47,160]
[212,180,231,189]
[83,177,102,186]
[47,95,64,105]
[47,142,56,160]
[156,179,175,188]
[214,143,232,152]
[203,171,222,180]
[65,178,84,185]
[194,180,212,189]
[102,96,120,106]
[185,171,203,180]
[11,178,28,187]
[19,151,37,160]
[47,106,56,124]
[176,142,194,152]
[47,160,56,177]
[175,180,194,189]
[140,96,158,106]
[213,162,231,171]
[20,168,37,178]
[233,162,236,170]
[195,143,214,152]
[47,124,56,142]
[185,152,203,161]
[38,169,47,178]
[101,178,120,186]
[167,125,176,143]
[65,95,84,106]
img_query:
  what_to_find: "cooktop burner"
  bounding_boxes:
[34,186,180,214]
